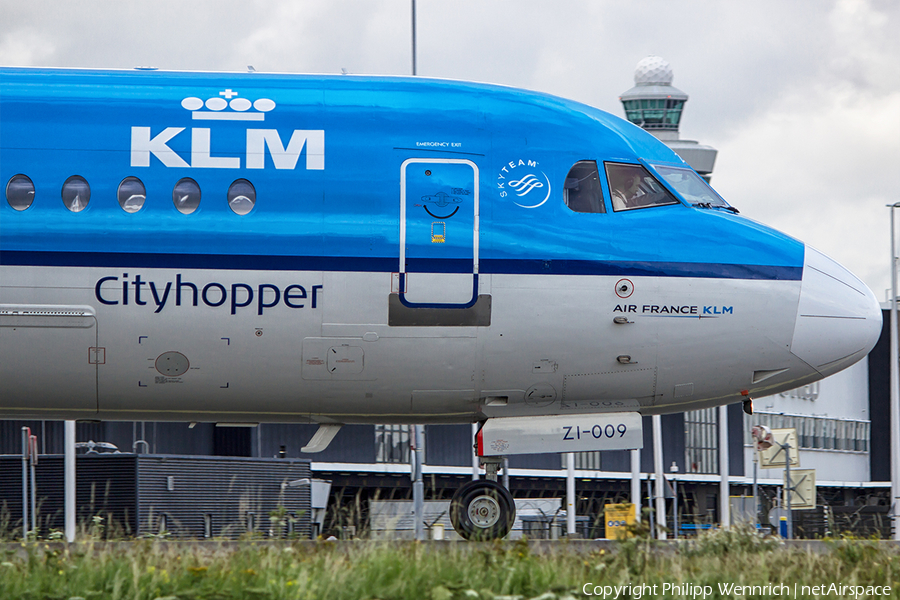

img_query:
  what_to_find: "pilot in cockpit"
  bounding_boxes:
[610,170,644,211]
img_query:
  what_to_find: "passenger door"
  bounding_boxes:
[399,159,479,306]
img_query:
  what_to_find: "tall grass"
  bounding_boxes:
[0,527,898,599]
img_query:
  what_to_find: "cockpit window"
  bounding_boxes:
[605,163,679,212]
[563,160,605,213]
[653,165,730,209]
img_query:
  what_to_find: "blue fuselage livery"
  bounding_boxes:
[0,67,882,427]
[1,68,799,275]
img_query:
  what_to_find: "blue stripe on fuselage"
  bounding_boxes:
[0,250,802,280]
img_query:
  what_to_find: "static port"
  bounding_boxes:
[155,351,189,376]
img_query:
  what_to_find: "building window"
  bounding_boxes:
[203,514,213,538]
[684,408,718,473]
[375,425,415,463]
[565,451,603,470]
[622,98,685,130]
[744,412,870,453]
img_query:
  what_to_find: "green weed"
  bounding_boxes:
[0,527,897,599]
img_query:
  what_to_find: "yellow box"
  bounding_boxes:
[604,503,636,539]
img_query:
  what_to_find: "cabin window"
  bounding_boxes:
[227,179,256,215]
[563,160,605,214]
[375,424,412,463]
[652,164,730,208]
[173,178,201,214]
[61,175,91,212]
[6,174,35,211]
[605,163,679,212]
[117,176,146,213]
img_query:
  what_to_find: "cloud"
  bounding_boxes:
[828,0,900,94]
[0,28,55,66]
[714,82,900,297]
[229,1,409,75]
[706,0,900,296]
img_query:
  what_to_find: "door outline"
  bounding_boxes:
[399,158,479,308]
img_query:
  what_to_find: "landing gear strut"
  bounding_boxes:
[449,455,516,540]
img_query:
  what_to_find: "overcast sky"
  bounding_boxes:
[2,0,898,298]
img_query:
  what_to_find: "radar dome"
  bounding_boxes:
[634,56,673,86]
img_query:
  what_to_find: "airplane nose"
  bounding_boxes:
[790,246,883,376]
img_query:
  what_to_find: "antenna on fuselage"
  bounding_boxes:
[411,0,417,76]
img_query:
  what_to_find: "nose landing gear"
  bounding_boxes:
[449,455,516,540]
[449,479,515,540]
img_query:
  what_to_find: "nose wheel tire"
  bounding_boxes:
[449,480,516,540]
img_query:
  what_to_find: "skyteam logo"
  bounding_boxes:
[496,158,552,208]
[130,88,324,170]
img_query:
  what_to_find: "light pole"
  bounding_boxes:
[889,203,900,540]
[653,415,665,539]
[718,405,730,530]
[783,437,793,540]
[410,4,424,540]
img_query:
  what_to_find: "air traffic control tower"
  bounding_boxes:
[620,56,717,181]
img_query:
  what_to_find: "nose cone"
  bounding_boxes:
[790,246,882,376]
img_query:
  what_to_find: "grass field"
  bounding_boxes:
[1,527,898,599]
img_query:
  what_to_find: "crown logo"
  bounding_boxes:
[181,89,276,121]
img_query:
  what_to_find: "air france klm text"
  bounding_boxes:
[613,304,734,316]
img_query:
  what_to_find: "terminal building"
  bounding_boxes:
[0,58,894,540]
